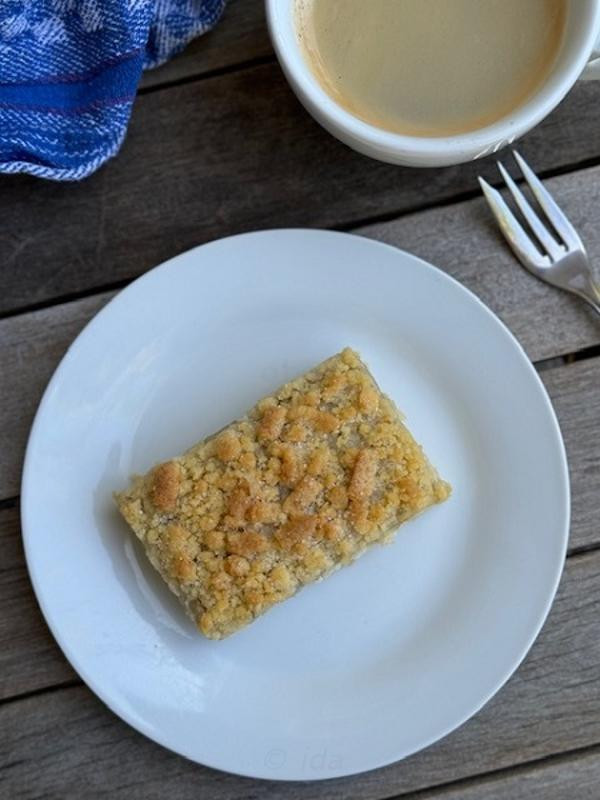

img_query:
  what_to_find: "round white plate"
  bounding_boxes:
[22,230,569,781]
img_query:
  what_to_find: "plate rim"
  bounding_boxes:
[20,228,570,781]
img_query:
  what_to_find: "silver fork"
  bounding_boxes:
[479,151,600,317]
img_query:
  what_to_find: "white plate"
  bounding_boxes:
[22,230,569,781]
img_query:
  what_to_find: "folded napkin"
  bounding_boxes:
[0,0,225,181]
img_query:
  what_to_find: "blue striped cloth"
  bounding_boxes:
[0,1,226,181]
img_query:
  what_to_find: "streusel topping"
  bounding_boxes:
[116,348,450,638]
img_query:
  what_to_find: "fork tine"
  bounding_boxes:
[478,177,550,270]
[513,151,584,250]
[496,161,564,261]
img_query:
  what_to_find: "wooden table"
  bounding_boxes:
[2,3,600,797]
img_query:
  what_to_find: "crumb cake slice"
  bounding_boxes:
[115,348,450,639]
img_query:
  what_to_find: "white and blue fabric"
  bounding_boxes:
[0,0,226,181]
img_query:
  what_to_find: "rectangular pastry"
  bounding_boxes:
[115,348,450,639]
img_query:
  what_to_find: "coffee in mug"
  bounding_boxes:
[295,0,566,137]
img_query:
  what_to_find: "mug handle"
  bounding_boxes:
[580,32,600,79]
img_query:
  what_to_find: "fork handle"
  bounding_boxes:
[578,276,600,317]
[582,295,600,317]
[582,297,600,317]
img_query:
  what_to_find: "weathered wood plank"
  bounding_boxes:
[541,359,600,554]
[405,748,600,800]
[0,507,77,699]
[139,0,271,90]
[0,67,599,314]
[2,550,599,799]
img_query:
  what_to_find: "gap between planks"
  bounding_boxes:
[139,53,277,96]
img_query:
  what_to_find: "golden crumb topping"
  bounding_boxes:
[215,431,242,462]
[115,348,451,639]
[348,449,378,502]
[258,405,287,441]
[150,462,181,511]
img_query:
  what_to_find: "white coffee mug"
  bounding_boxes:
[266,0,600,167]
